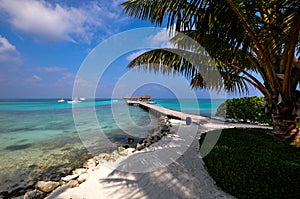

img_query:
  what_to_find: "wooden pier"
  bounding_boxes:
[126,100,209,123]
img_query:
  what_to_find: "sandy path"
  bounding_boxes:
[47,118,270,199]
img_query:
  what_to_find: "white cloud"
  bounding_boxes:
[147,28,176,48]
[126,28,179,61]
[0,0,125,43]
[32,75,42,81]
[126,50,148,61]
[36,66,66,72]
[0,35,20,63]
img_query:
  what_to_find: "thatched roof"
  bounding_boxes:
[140,94,151,100]
[123,95,130,100]
[132,95,139,100]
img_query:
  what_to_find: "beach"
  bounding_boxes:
[46,118,236,199]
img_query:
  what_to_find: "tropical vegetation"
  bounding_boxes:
[121,0,300,145]
[200,128,300,198]
[216,96,272,125]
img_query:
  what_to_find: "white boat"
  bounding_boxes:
[67,98,81,104]
[79,97,86,101]
[147,101,156,104]
[57,98,65,103]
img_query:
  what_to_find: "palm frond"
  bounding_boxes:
[122,0,300,98]
[129,47,253,93]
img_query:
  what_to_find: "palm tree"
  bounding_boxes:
[121,0,300,145]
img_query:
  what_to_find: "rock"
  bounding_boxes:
[118,149,128,156]
[11,196,23,199]
[159,116,172,128]
[23,189,45,199]
[152,132,163,142]
[145,142,151,147]
[61,174,79,182]
[59,180,66,186]
[157,132,163,138]
[72,168,87,175]
[77,173,90,184]
[127,147,135,154]
[161,124,170,132]
[83,158,96,169]
[67,180,79,188]
[143,139,148,144]
[98,153,110,161]
[35,181,59,193]
[146,134,152,140]
[150,139,155,144]
[109,150,120,161]
[159,116,169,125]
[92,156,101,163]
[119,147,135,156]
[136,143,145,151]
[118,146,126,153]
[138,138,145,144]
[127,138,134,144]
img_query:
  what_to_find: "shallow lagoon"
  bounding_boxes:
[0,98,223,197]
[0,99,157,196]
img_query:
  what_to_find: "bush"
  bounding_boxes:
[201,128,300,199]
[216,96,272,125]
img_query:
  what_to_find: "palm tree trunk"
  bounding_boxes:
[272,113,300,146]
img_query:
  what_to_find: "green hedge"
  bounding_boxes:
[216,96,272,125]
[201,128,300,199]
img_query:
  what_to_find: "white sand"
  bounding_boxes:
[47,118,270,199]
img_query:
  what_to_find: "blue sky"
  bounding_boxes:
[0,0,261,99]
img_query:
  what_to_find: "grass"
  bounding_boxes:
[201,128,300,199]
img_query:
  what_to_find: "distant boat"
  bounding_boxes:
[67,98,81,104]
[147,101,156,104]
[79,97,86,101]
[57,98,65,103]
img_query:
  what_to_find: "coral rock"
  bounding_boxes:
[23,189,45,199]
[35,181,59,193]
[77,173,90,184]
[61,174,79,182]
[83,158,96,169]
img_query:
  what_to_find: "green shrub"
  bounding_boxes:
[216,96,272,125]
[202,128,300,199]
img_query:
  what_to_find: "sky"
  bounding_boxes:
[0,0,262,99]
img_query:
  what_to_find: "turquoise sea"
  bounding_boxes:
[0,98,224,197]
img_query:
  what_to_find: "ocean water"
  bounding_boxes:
[0,98,223,197]
[155,98,225,117]
[0,99,157,197]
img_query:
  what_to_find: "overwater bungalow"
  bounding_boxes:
[140,94,151,101]
[132,95,139,101]
[123,95,130,100]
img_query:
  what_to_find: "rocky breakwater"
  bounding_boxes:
[22,116,174,198]
[136,116,173,151]
[22,147,136,199]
